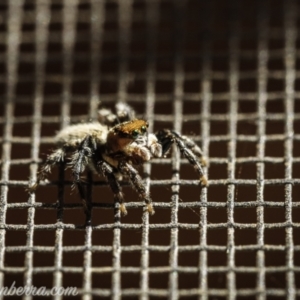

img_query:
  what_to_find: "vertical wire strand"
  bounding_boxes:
[117,0,133,104]
[199,1,212,299]
[53,154,65,300]
[83,171,93,300]
[140,1,159,299]
[0,1,24,298]
[111,1,133,298]
[53,1,78,298]
[284,0,296,299]
[256,0,269,299]
[82,1,106,299]
[89,0,105,121]
[61,0,78,129]
[227,0,239,299]
[169,1,185,299]
[24,1,50,299]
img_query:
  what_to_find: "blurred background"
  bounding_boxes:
[1,0,300,299]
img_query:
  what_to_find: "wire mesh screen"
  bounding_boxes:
[1,0,300,298]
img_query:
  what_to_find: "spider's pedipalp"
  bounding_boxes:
[147,133,163,158]
[155,129,174,157]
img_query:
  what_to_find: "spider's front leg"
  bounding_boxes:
[118,161,154,215]
[156,129,208,186]
[96,160,127,216]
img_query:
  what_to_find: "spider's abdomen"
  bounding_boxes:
[55,123,108,148]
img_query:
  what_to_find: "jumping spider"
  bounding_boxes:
[28,102,207,219]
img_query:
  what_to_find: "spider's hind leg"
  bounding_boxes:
[98,102,135,126]
[27,148,66,192]
[115,102,135,122]
[156,129,208,186]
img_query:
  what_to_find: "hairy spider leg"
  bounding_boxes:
[97,161,127,215]
[98,102,135,127]
[155,129,208,186]
[70,135,97,224]
[27,148,66,192]
[115,102,135,122]
[172,131,207,167]
[118,161,154,215]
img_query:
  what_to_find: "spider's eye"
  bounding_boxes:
[141,126,147,133]
[131,129,139,138]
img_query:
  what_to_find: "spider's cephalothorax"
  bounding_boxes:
[28,102,207,222]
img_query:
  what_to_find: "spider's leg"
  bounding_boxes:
[70,136,96,223]
[98,107,119,127]
[172,132,207,167]
[98,102,135,126]
[71,136,94,183]
[97,160,127,216]
[118,161,154,215]
[27,148,65,192]
[156,129,208,186]
[115,102,135,122]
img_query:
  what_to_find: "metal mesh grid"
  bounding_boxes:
[1,0,300,298]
